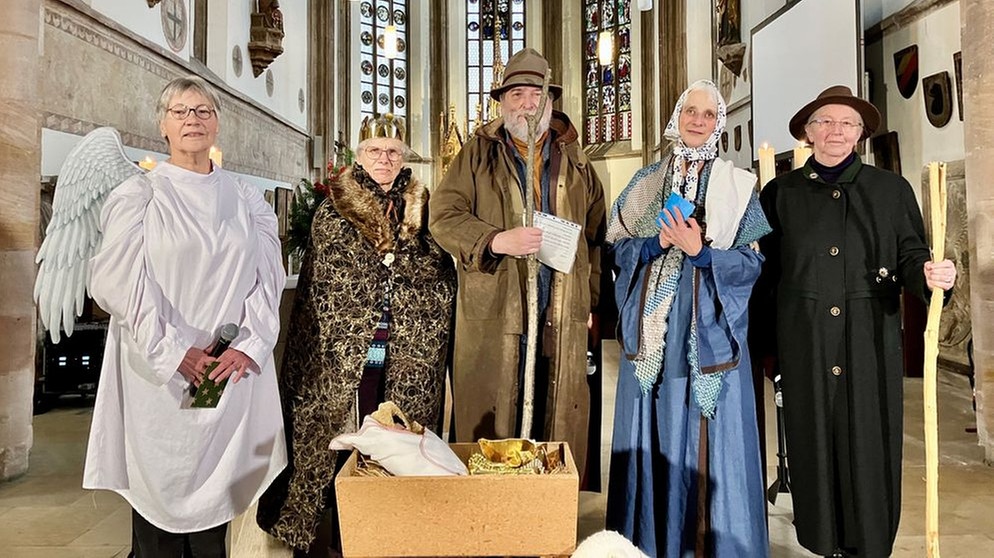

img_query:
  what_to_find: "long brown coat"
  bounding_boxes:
[428,112,606,478]
[257,167,456,550]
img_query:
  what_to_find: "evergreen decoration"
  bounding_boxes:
[287,146,354,259]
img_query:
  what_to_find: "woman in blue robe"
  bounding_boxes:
[605,80,771,557]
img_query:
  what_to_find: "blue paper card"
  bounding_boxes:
[658,192,696,227]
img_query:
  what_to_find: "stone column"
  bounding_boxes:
[0,0,40,481]
[429,0,448,185]
[961,0,994,462]
[658,0,687,138]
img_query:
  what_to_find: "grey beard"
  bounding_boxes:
[505,116,550,143]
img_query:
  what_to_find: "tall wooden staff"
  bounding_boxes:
[518,69,552,438]
[923,161,947,558]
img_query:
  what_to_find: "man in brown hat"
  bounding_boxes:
[752,85,956,557]
[429,48,606,481]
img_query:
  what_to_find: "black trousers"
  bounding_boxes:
[131,509,227,558]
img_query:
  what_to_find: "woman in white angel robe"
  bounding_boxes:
[82,76,286,546]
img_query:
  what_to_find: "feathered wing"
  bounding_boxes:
[34,127,144,343]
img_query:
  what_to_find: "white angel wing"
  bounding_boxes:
[34,127,144,343]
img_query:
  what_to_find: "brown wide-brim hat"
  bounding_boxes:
[489,47,562,101]
[789,85,881,141]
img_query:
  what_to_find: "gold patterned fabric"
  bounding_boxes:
[256,166,456,551]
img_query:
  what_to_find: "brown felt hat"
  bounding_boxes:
[789,85,881,141]
[489,48,562,101]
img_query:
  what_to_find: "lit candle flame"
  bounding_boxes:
[209,145,222,168]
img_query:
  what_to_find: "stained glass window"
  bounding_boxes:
[583,0,632,144]
[467,0,527,123]
[358,1,409,125]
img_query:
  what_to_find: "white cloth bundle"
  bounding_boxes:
[329,403,468,476]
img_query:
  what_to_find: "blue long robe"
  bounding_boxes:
[606,232,769,557]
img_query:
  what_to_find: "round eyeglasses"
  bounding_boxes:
[363,146,404,162]
[806,118,862,132]
[167,104,217,120]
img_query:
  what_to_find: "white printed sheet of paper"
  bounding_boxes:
[533,211,581,273]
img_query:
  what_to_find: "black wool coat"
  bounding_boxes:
[753,157,932,557]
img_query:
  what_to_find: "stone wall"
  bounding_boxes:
[0,0,41,481]
[41,1,310,184]
[961,0,994,461]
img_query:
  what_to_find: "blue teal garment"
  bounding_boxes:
[640,236,666,262]
[606,196,770,557]
[689,245,712,267]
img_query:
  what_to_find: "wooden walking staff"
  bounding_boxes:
[518,68,553,439]
[923,161,948,558]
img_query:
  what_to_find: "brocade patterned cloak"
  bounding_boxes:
[257,166,456,550]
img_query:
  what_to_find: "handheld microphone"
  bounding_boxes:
[208,323,240,358]
[189,323,239,407]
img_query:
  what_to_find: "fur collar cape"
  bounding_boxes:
[328,164,427,253]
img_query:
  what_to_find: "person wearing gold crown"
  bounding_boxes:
[429,48,607,482]
[257,114,456,556]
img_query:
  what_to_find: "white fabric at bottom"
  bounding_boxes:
[83,161,287,533]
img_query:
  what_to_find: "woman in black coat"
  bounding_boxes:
[755,85,956,558]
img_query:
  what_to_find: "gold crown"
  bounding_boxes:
[359,113,405,142]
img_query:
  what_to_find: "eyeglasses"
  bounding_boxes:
[807,118,862,132]
[167,104,217,120]
[364,146,404,162]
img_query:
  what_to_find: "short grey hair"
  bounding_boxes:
[686,82,720,107]
[156,75,222,121]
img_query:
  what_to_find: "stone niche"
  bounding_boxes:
[248,0,284,78]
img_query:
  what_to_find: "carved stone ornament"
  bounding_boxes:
[159,0,187,53]
[232,45,243,77]
[248,0,285,78]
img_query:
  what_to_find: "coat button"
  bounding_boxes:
[829,246,839,256]
[830,306,841,316]
[809,172,819,180]
[832,190,841,199]
[832,366,843,376]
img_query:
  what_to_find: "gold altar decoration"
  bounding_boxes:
[487,17,505,123]
[439,105,464,178]
[470,103,484,135]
